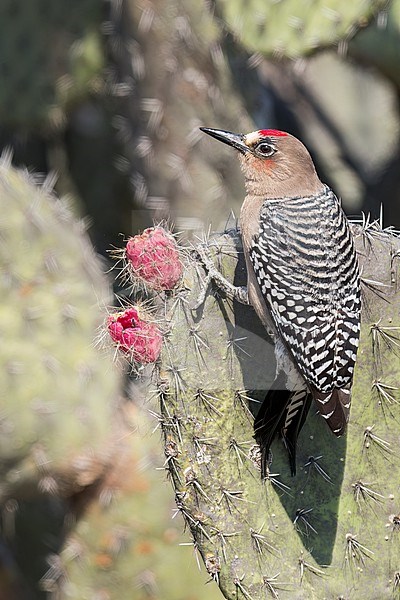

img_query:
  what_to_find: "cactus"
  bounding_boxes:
[0,157,121,502]
[215,0,387,59]
[50,402,223,600]
[108,222,400,599]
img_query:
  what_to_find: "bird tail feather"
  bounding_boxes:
[282,389,312,476]
[311,386,351,436]
[254,388,312,477]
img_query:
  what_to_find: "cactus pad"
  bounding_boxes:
[216,0,386,58]
[133,221,400,599]
[0,158,121,500]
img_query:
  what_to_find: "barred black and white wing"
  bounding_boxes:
[250,186,361,436]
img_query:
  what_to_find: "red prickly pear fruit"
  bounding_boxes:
[125,227,183,291]
[107,307,162,363]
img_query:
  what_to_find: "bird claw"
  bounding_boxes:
[192,243,249,307]
[191,273,211,310]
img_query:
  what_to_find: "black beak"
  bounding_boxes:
[200,127,249,154]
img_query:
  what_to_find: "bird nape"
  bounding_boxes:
[200,126,361,477]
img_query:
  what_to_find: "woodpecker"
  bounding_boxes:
[200,127,361,476]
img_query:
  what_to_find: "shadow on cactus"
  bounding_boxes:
[108,222,400,599]
[226,233,347,567]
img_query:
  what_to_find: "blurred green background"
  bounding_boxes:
[3,0,400,255]
[1,0,400,597]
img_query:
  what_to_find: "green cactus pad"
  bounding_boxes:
[153,222,400,599]
[0,159,121,500]
[51,404,222,600]
[216,0,386,58]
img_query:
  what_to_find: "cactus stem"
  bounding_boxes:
[111,216,400,595]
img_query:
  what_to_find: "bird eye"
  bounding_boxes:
[255,142,276,157]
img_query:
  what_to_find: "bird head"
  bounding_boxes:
[200,127,324,199]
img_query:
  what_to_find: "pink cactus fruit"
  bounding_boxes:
[107,307,162,363]
[125,227,183,290]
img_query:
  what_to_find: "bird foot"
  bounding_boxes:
[192,243,249,309]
